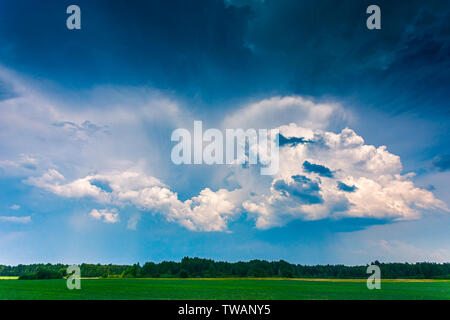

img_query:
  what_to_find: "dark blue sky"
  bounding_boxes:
[1,0,449,110]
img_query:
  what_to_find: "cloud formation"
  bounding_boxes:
[24,95,448,232]
[0,66,447,233]
[89,209,119,224]
[27,170,242,232]
[0,216,31,223]
[243,124,447,228]
[223,96,346,131]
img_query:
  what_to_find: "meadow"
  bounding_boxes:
[0,278,449,300]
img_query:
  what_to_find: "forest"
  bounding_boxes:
[1,258,448,279]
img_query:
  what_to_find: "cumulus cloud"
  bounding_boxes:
[0,216,31,223]
[28,169,242,232]
[123,183,241,232]
[243,124,448,228]
[223,96,347,130]
[89,209,119,223]
[29,122,447,231]
[3,80,445,232]
[25,169,112,203]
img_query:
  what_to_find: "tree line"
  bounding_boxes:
[0,258,448,279]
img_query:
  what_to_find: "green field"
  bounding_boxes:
[0,278,448,300]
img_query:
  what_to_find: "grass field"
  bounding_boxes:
[0,278,449,300]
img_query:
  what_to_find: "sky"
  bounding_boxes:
[0,0,449,265]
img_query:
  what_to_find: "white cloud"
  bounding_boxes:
[243,124,448,228]
[30,122,447,231]
[28,169,242,232]
[0,216,31,223]
[89,209,119,223]
[120,184,242,232]
[1,67,446,233]
[223,96,347,130]
[10,205,20,210]
[26,169,112,203]
[0,65,193,181]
